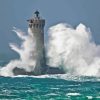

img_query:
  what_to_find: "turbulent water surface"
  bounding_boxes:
[0,23,100,99]
[0,75,100,100]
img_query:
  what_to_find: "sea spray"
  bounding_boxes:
[0,23,100,77]
[47,23,100,76]
[0,28,37,76]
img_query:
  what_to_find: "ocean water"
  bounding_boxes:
[0,24,100,100]
[0,74,100,100]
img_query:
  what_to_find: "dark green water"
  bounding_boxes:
[0,75,99,100]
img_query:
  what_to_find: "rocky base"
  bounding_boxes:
[13,66,65,76]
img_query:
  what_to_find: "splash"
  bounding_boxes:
[46,23,100,76]
[0,23,100,77]
[0,27,37,76]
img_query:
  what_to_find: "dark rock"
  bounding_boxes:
[13,66,65,76]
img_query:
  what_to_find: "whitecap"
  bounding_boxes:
[66,93,81,96]
[86,96,93,99]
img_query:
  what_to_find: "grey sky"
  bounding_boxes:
[0,0,100,60]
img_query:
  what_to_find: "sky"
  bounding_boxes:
[0,0,100,60]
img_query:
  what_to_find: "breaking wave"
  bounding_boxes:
[0,27,37,76]
[46,23,100,76]
[0,23,100,77]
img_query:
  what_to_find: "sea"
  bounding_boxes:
[0,24,100,99]
[0,62,100,100]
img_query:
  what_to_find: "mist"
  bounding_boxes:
[0,23,100,77]
[0,27,37,76]
[46,23,100,76]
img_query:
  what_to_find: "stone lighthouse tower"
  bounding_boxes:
[27,11,46,75]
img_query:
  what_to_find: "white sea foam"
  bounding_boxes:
[0,28,37,76]
[96,96,100,99]
[86,96,93,99]
[46,93,58,96]
[47,23,100,76]
[66,93,81,96]
[0,23,100,77]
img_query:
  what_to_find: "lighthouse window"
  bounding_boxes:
[30,20,33,23]
[40,24,41,28]
[33,24,35,27]
[29,24,32,28]
[36,24,38,28]
[41,24,43,28]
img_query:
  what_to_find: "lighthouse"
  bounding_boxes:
[13,11,64,76]
[27,11,46,75]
